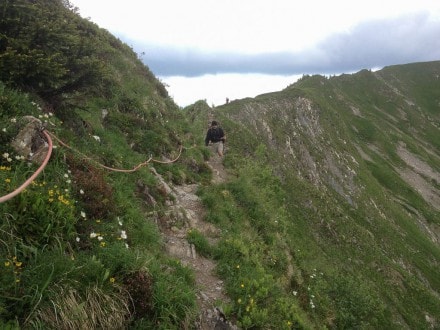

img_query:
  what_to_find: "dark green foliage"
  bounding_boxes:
[0,0,106,104]
[123,270,154,320]
[67,154,115,219]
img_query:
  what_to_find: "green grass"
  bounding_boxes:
[1,1,440,328]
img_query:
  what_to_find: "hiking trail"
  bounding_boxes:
[155,153,234,329]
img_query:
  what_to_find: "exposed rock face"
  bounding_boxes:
[221,71,440,254]
[226,96,360,206]
[11,116,48,164]
[396,142,440,210]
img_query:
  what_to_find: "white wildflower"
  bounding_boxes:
[76,237,80,242]
[125,243,129,249]
[10,118,16,123]
[2,128,6,132]
[80,189,84,194]
[2,153,9,158]
[92,135,101,142]
[120,230,127,240]
[97,236,103,241]
[81,211,86,218]
[90,232,97,238]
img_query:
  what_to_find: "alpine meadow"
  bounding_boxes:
[0,1,439,329]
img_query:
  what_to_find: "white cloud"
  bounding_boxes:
[71,0,440,54]
[161,73,302,107]
[70,0,440,105]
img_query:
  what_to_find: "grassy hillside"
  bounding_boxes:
[190,63,439,328]
[1,1,439,329]
[0,1,210,328]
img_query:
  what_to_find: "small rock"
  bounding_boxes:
[11,116,47,164]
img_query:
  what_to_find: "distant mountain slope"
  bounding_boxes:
[196,61,440,328]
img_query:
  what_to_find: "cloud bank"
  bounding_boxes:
[136,13,440,77]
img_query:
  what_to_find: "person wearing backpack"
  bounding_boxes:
[205,120,226,157]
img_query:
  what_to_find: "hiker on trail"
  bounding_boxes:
[205,120,225,157]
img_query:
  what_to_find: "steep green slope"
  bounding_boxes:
[185,62,440,328]
[1,1,210,328]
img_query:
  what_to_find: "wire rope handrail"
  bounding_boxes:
[47,131,183,171]
[1,129,185,202]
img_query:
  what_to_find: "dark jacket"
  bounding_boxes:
[205,126,225,146]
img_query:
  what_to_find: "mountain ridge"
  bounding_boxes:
[1,1,439,328]
[193,62,439,327]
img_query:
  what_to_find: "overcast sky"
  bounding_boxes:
[71,0,440,107]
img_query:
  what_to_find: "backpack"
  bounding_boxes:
[209,127,223,142]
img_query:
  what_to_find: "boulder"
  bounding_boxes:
[11,116,48,164]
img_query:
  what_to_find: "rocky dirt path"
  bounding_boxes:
[157,155,234,329]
